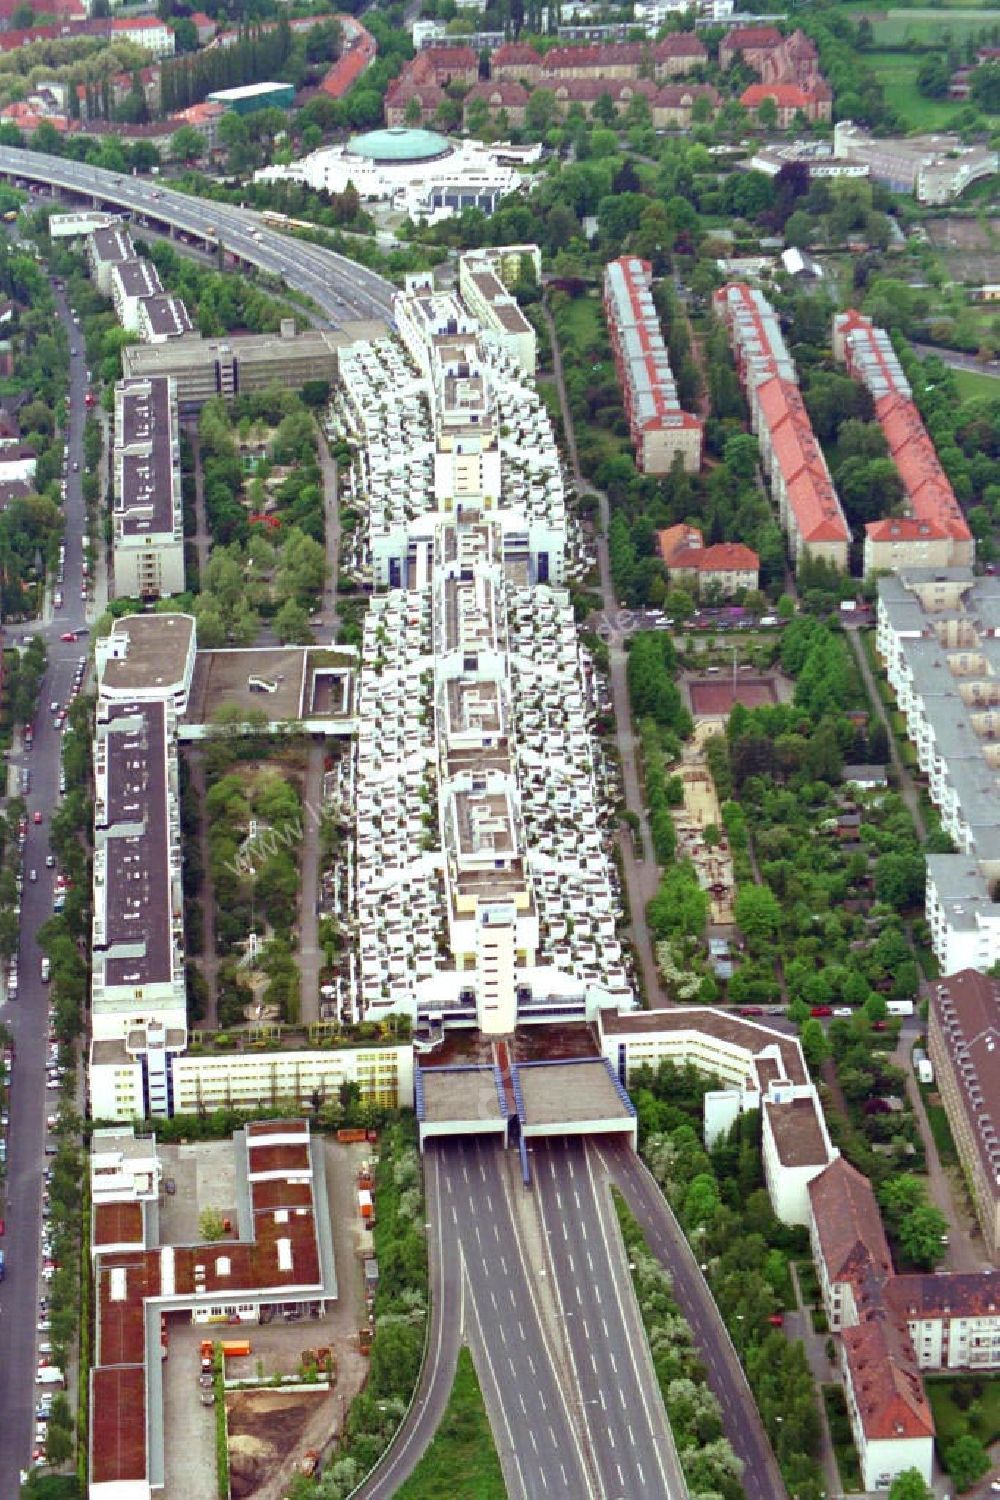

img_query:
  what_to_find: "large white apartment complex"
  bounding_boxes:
[337,275,567,594]
[342,267,628,1035]
[833,310,973,574]
[876,568,1000,971]
[111,376,185,601]
[714,282,849,572]
[458,244,538,376]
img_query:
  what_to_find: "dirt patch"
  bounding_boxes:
[226,1388,332,1499]
[689,676,779,716]
[924,218,1000,284]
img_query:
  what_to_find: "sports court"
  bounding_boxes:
[689,676,780,717]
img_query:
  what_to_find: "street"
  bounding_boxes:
[0,283,92,1495]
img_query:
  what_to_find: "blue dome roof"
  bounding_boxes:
[346,126,451,164]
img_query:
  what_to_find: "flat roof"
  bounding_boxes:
[139,294,193,339]
[100,613,194,695]
[515,1057,634,1128]
[418,1064,506,1124]
[113,258,163,299]
[765,1095,831,1167]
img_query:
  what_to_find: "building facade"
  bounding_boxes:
[111,376,185,600]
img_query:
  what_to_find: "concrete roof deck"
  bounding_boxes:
[514,1057,635,1132]
[186,647,356,727]
[101,613,194,695]
[417,1064,506,1125]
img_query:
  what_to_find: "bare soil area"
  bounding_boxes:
[226,1388,333,1500]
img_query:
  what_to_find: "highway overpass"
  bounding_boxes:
[0,145,395,327]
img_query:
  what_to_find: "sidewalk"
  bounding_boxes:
[786,1263,842,1499]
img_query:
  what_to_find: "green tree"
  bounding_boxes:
[944,1434,990,1492]
[898,1203,949,1269]
[171,124,204,163]
[888,1472,932,1500]
[199,1207,226,1241]
[734,885,781,952]
[799,1018,830,1069]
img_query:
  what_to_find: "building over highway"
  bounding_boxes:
[111,376,185,600]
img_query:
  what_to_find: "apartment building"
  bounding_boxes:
[335,281,630,1036]
[338,274,565,592]
[458,246,537,375]
[111,258,168,334]
[96,612,197,717]
[122,324,348,414]
[876,569,1000,970]
[603,256,703,475]
[927,971,1000,1258]
[657,524,759,597]
[111,376,184,600]
[135,294,194,344]
[833,309,973,573]
[714,282,849,572]
[88,1120,336,1500]
[86,223,135,295]
[90,696,187,1117]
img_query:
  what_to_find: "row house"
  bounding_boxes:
[834,309,973,574]
[492,34,706,85]
[741,78,832,125]
[714,282,849,572]
[603,255,702,474]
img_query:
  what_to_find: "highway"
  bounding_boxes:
[594,1138,789,1500]
[533,1137,684,1500]
[0,145,395,328]
[0,283,91,1496]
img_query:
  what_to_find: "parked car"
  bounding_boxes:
[810,1005,833,1017]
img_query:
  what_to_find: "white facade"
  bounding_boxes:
[877,569,1000,971]
[110,260,164,334]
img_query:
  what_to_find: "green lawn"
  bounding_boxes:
[872,8,1000,44]
[864,51,978,128]
[926,1374,1000,1449]
[823,1385,863,1492]
[394,1348,507,1500]
[919,1083,960,1166]
[950,367,1000,402]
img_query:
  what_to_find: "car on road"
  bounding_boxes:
[53,591,62,608]
[59,631,76,642]
[832,1007,853,1018]
[810,1005,832,1017]
[29,868,36,882]
[34,810,41,823]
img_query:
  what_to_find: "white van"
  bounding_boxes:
[40,957,50,983]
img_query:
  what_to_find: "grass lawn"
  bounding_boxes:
[872,8,1000,44]
[926,1373,1000,1449]
[864,50,979,128]
[920,1084,960,1166]
[394,1348,506,1500]
[823,1385,863,1492]
[950,367,1000,402]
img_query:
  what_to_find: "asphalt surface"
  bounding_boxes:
[0,283,90,1495]
[0,145,395,328]
[594,1138,789,1500]
[532,1137,685,1499]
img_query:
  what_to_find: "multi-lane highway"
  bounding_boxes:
[533,1137,685,1500]
[595,1137,789,1500]
[0,284,92,1497]
[0,145,395,328]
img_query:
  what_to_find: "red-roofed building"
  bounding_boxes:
[463,79,529,128]
[319,15,376,99]
[714,283,849,571]
[741,79,832,125]
[652,83,720,128]
[89,1121,336,1500]
[491,42,543,84]
[657,524,759,596]
[604,256,703,474]
[538,35,705,83]
[833,308,973,572]
[719,24,783,69]
[548,76,657,119]
[190,11,216,45]
[840,1316,935,1489]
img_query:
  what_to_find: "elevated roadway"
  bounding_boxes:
[0,145,394,327]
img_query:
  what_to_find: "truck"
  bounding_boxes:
[0,1248,5,1281]
[886,1000,915,1017]
[220,1340,251,1359]
[358,1188,373,1222]
[199,1339,214,1372]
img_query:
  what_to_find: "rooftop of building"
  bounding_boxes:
[416,1063,506,1124]
[841,1313,935,1441]
[764,1093,831,1168]
[348,126,451,163]
[514,1057,635,1128]
[99,613,194,697]
[112,258,163,299]
[600,1005,809,1086]
[808,1156,893,1281]
[139,294,193,339]
[929,970,1000,1197]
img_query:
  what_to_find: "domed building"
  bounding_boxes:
[256,126,540,224]
[345,126,452,167]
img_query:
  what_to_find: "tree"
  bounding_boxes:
[944,1434,990,1492]
[874,849,925,910]
[274,597,313,644]
[199,1207,226,1241]
[898,1203,949,1269]
[734,885,781,952]
[800,1018,830,1069]
[755,96,779,131]
[888,1472,932,1500]
[171,124,204,163]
